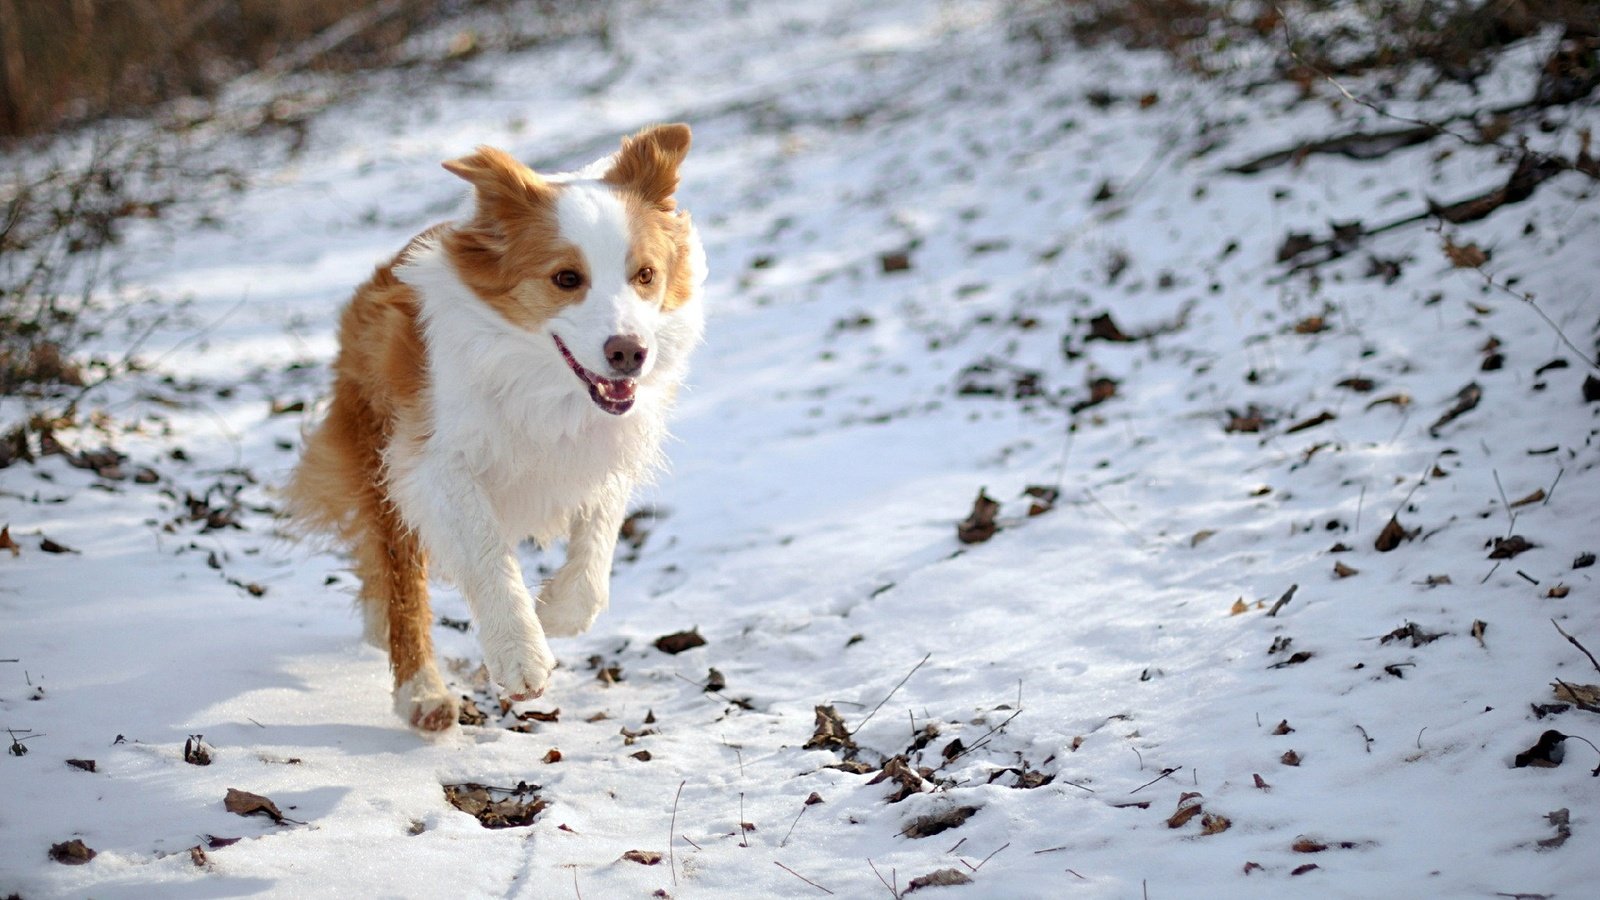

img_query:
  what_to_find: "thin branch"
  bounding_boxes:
[1552,620,1600,674]
[669,779,684,886]
[852,652,931,736]
[774,861,834,895]
[867,859,900,900]
[1129,766,1181,794]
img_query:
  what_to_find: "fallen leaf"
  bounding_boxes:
[1375,516,1413,552]
[1585,374,1600,403]
[542,748,562,764]
[1442,236,1487,268]
[1489,535,1534,559]
[1333,561,1359,578]
[1253,773,1270,790]
[0,525,18,557]
[1273,720,1294,735]
[1201,813,1232,835]
[906,869,973,892]
[1167,792,1204,828]
[1546,584,1570,599]
[205,835,241,849]
[631,750,652,761]
[1191,529,1216,547]
[224,788,288,824]
[184,736,213,766]
[1575,552,1596,569]
[66,758,95,772]
[39,535,76,554]
[1423,574,1453,586]
[1428,382,1483,437]
[1292,838,1328,853]
[1229,597,1249,616]
[1509,489,1546,508]
[1243,862,1263,875]
[1285,411,1336,434]
[1281,750,1301,766]
[1292,315,1329,334]
[870,756,929,803]
[1023,484,1059,516]
[48,839,95,865]
[901,805,978,838]
[1336,376,1376,392]
[1291,863,1320,876]
[1552,683,1600,706]
[189,845,207,867]
[1086,312,1134,342]
[1365,392,1412,410]
[1268,651,1312,669]
[1538,807,1571,849]
[704,667,727,692]
[1225,405,1269,433]
[957,489,1000,544]
[1381,622,1445,647]
[622,849,663,865]
[443,782,546,829]
[803,705,858,754]
[1471,620,1487,647]
[1513,730,1567,768]
[653,629,706,655]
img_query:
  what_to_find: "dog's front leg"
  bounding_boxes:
[538,480,629,637]
[403,454,556,701]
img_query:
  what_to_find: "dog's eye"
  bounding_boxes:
[552,270,584,290]
[636,267,654,286]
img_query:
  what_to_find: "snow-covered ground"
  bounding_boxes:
[4,1,1599,897]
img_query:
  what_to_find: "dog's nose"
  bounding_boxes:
[603,334,647,377]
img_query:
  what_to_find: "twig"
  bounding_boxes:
[1084,488,1147,547]
[774,861,834,895]
[1355,724,1374,753]
[868,858,900,899]
[1129,767,1180,794]
[1480,561,1501,584]
[851,652,931,736]
[571,866,581,900]
[739,792,749,848]
[968,841,1010,873]
[669,779,684,886]
[1543,468,1564,506]
[1416,727,1427,750]
[1034,845,1070,855]
[1355,483,1365,534]
[1472,265,1600,373]
[780,802,810,848]
[1516,570,1539,586]
[1492,469,1517,539]
[1552,620,1600,674]
[1266,584,1298,618]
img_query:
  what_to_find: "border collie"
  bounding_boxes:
[287,125,704,730]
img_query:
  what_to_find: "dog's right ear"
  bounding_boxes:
[442,146,551,215]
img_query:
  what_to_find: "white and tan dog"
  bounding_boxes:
[287,125,704,730]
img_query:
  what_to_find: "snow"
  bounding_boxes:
[3,0,1599,897]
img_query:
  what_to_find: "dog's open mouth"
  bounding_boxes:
[553,335,636,415]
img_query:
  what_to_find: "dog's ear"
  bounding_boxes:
[442,146,551,214]
[604,123,691,208]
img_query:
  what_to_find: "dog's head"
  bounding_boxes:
[440,124,702,416]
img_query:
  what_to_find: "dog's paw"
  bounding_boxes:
[481,633,556,701]
[537,593,602,638]
[394,670,458,733]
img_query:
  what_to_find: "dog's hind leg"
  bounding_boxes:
[354,501,457,732]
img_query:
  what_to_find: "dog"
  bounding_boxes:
[286,124,704,730]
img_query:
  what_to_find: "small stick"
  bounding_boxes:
[867,859,899,899]
[572,867,582,900]
[851,652,931,736]
[1480,561,1501,584]
[1355,724,1374,753]
[1543,468,1564,505]
[1355,484,1365,534]
[1266,584,1298,617]
[947,837,967,855]
[1034,845,1070,854]
[681,835,703,851]
[1492,469,1517,538]
[774,861,834,895]
[780,802,809,848]
[1516,570,1539,586]
[1066,869,1086,879]
[1129,767,1180,794]
[669,779,685,885]
[1552,620,1600,673]
[1416,727,1427,750]
[739,793,749,848]
[969,841,1010,873]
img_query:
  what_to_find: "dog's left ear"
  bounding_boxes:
[604,123,691,208]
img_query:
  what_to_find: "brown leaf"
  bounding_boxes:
[803,705,857,754]
[631,750,652,762]
[1552,682,1600,706]
[1167,793,1204,828]
[39,535,76,554]
[1281,750,1301,766]
[0,525,18,557]
[1023,484,1059,516]
[189,845,207,867]
[205,835,241,848]
[1253,773,1270,790]
[184,736,213,766]
[1509,488,1546,509]
[653,629,706,655]
[804,791,824,806]
[1374,516,1412,552]
[1332,561,1359,579]
[1488,535,1534,559]
[1201,813,1232,835]
[870,755,928,803]
[1292,316,1329,335]
[542,748,562,764]
[957,489,1000,544]
[1191,529,1216,547]
[1365,392,1412,410]
[906,868,974,892]
[1087,313,1135,342]
[1291,863,1320,876]
[1228,597,1249,616]
[901,805,978,838]
[1285,411,1336,434]
[1225,405,1269,433]
[1292,838,1328,853]
[48,839,96,865]
[1545,584,1570,599]
[1442,237,1487,268]
[517,707,560,723]
[880,251,912,273]
[1273,720,1294,735]
[443,782,547,829]
[622,849,663,865]
[1513,730,1566,769]
[1471,620,1487,647]
[66,758,96,772]
[1336,377,1375,392]
[224,788,287,823]
[1243,861,1263,875]
[1428,382,1482,437]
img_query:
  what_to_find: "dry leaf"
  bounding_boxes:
[901,805,978,838]
[66,758,95,772]
[1364,392,1412,410]
[224,788,288,824]
[0,525,18,557]
[653,629,706,655]
[906,869,973,892]
[1513,731,1567,769]
[1167,793,1204,828]
[1281,750,1301,766]
[1509,489,1546,508]
[1333,561,1359,578]
[1284,410,1336,434]
[542,748,562,764]
[1292,838,1328,853]
[1243,862,1263,875]
[1428,382,1483,437]
[803,705,857,754]
[871,756,929,804]
[1471,620,1487,647]
[443,782,546,829]
[622,849,663,865]
[1253,773,1270,790]
[1442,237,1487,268]
[631,750,652,762]
[1292,316,1329,334]
[1375,516,1413,552]
[39,535,76,554]
[189,845,207,867]
[1023,484,1059,516]
[1552,682,1600,706]
[1291,864,1320,876]
[1546,584,1570,599]
[1229,598,1248,616]
[1201,813,1232,835]
[1191,529,1216,547]
[1273,720,1294,735]
[804,792,824,806]
[1489,535,1534,559]
[48,839,96,865]
[957,489,1000,544]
